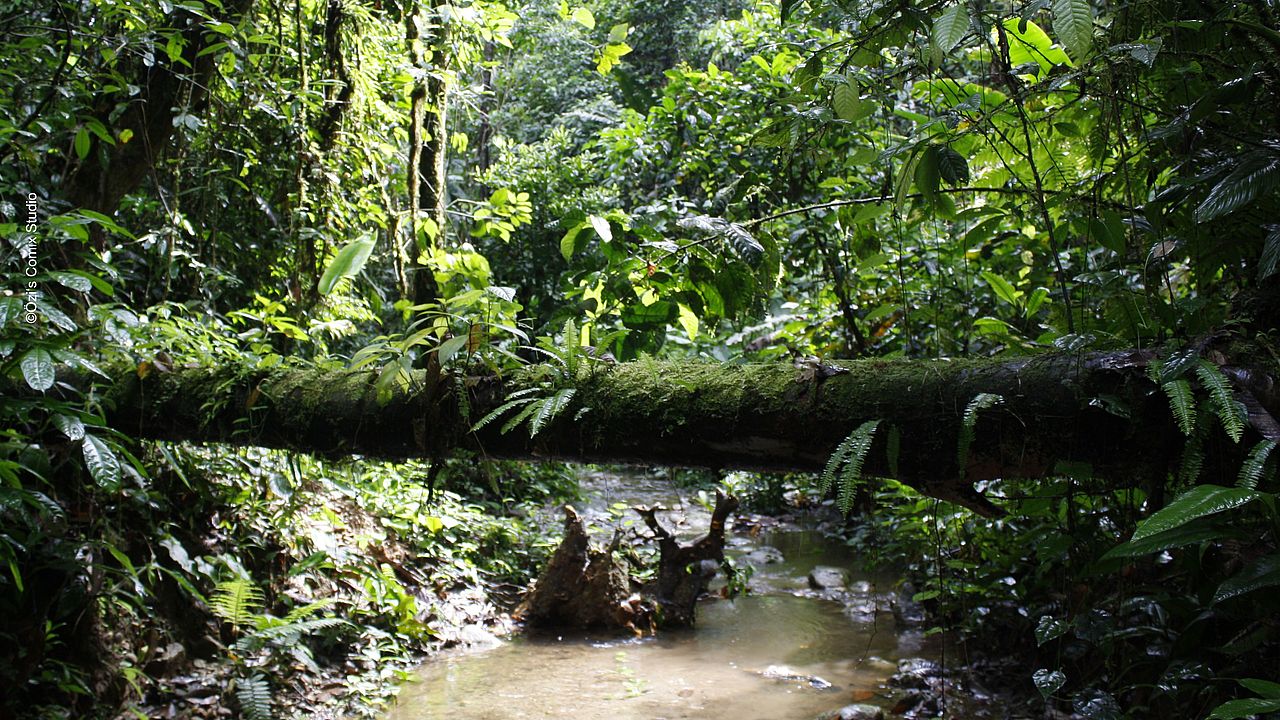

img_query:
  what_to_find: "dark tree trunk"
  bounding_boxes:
[62,0,256,226]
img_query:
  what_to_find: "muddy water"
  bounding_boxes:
[386,470,934,720]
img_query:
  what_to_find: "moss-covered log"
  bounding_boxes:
[96,349,1278,513]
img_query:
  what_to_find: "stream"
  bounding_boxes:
[386,469,944,720]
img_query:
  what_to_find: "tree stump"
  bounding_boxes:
[517,490,739,632]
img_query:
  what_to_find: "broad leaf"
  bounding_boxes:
[981,272,1021,306]
[1214,555,1280,603]
[833,80,871,121]
[1207,698,1280,719]
[20,348,55,391]
[317,235,375,296]
[1131,485,1259,541]
[937,145,969,186]
[1033,669,1066,697]
[1035,616,1068,645]
[932,4,969,54]
[1195,152,1280,222]
[588,215,612,243]
[1101,523,1227,559]
[82,435,122,489]
[1051,0,1093,60]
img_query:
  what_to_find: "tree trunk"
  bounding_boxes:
[62,0,256,225]
[96,348,1279,514]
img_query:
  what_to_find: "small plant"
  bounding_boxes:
[820,419,881,514]
[471,319,625,437]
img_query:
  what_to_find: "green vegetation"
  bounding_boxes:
[3,0,1279,717]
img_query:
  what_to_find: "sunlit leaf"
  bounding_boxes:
[317,235,375,296]
[1131,485,1259,541]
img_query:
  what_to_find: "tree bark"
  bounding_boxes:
[62,0,256,224]
[94,348,1279,514]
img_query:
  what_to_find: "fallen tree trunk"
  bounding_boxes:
[95,348,1278,513]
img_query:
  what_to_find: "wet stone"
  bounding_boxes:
[815,703,885,720]
[889,657,941,690]
[742,546,785,566]
[808,566,849,590]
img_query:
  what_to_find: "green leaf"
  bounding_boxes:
[937,145,969,186]
[1131,485,1259,541]
[958,392,1003,471]
[1196,360,1245,442]
[317,235,375,296]
[1051,0,1093,60]
[833,80,871,121]
[914,145,941,201]
[53,414,86,441]
[1207,698,1280,719]
[571,7,594,29]
[20,348,55,391]
[1101,523,1227,560]
[588,215,612,243]
[1237,440,1277,490]
[82,435,123,489]
[1035,616,1068,645]
[560,222,585,261]
[932,4,969,54]
[1239,679,1280,700]
[620,301,675,330]
[980,272,1022,306]
[74,128,91,159]
[1195,153,1280,222]
[1033,669,1066,698]
[1214,555,1280,603]
[1258,225,1279,280]
[435,334,469,363]
[1162,379,1197,436]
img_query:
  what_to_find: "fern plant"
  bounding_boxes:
[1195,360,1246,443]
[472,319,624,438]
[235,674,272,720]
[209,577,264,635]
[957,393,1004,474]
[1237,440,1277,490]
[820,420,881,514]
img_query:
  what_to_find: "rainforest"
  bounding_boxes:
[2,0,1279,718]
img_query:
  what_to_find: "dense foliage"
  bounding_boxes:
[2,0,1278,717]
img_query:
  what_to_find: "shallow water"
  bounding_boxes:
[386,470,931,720]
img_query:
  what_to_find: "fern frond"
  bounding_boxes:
[470,396,536,433]
[530,388,576,437]
[1162,379,1197,436]
[209,578,263,634]
[1178,433,1206,485]
[1237,440,1277,490]
[236,674,273,720]
[1195,360,1245,442]
[820,421,880,512]
[562,319,580,378]
[958,393,1004,472]
[837,420,881,515]
[502,399,543,435]
[282,598,335,624]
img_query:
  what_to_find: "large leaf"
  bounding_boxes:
[1258,225,1279,280]
[82,435,123,489]
[1207,698,1280,720]
[833,80,871,121]
[317,235,375,296]
[1002,18,1073,77]
[1195,153,1280,222]
[937,145,970,186]
[1051,0,1093,60]
[1101,523,1228,560]
[20,348,55,391]
[932,4,970,54]
[1131,485,1259,541]
[1033,669,1066,698]
[1214,554,1280,603]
